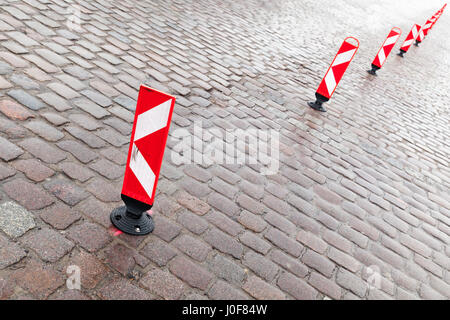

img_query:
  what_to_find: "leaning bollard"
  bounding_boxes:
[398,24,420,57]
[414,25,425,46]
[368,27,401,75]
[423,17,436,37]
[415,16,435,46]
[110,85,176,235]
[431,4,446,29]
[308,37,359,112]
[438,4,447,20]
[431,12,441,30]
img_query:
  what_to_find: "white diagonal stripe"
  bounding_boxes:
[378,48,386,65]
[134,99,172,141]
[130,144,156,200]
[324,69,336,96]
[129,98,172,199]
[418,29,424,40]
[412,26,419,38]
[331,49,356,67]
[403,39,413,47]
[384,34,400,46]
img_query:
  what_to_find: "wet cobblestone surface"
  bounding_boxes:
[0,0,449,299]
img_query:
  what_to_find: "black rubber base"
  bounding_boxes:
[110,206,154,235]
[397,51,404,57]
[414,40,420,47]
[367,69,377,76]
[308,101,326,112]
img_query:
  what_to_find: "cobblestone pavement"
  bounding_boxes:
[0,0,449,300]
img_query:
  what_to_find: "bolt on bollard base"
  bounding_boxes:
[397,49,406,57]
[308,93,329,112]
[367,64,380,76]
[110,194,154,235]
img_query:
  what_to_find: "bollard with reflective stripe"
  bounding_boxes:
[368,27,401,75]
[308,37,359,112]
[415,10,442,46]
[415,24,425,46]
[398,24,420,57]
[431,5,446,29]
[431,12,441,29]
[415,19,434,46]
[110,85,176,236]
[423,17,436,36]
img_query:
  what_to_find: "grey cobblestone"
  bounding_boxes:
[0,202,35,239]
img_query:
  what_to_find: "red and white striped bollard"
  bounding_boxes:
[308,37,359,112]
[423,17,436,36]
[397,24,420,57]
[431,11,441,29]
[110,85,176,235]
[431,5,446,29]
[415,17,435,46]
[414,24,425,46]
[368,27,402,75]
